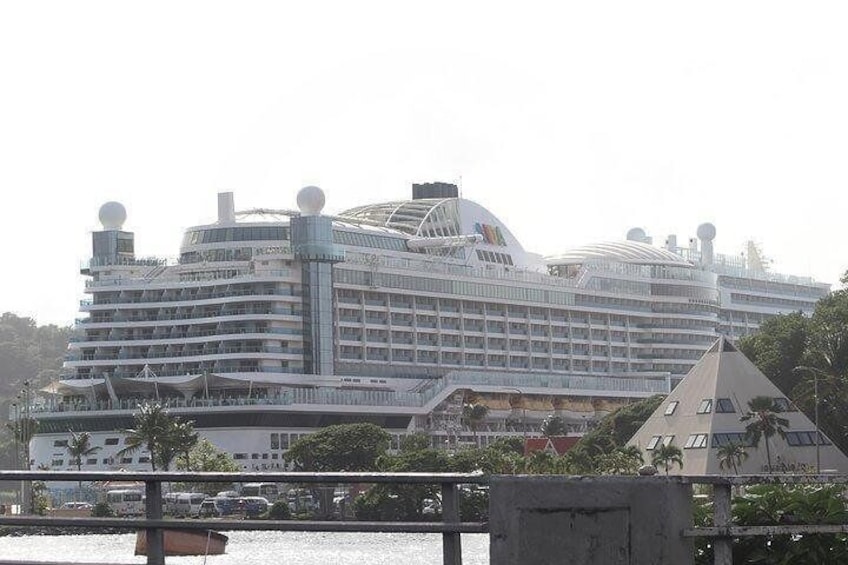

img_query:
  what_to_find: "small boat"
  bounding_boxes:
[135,529,228,556]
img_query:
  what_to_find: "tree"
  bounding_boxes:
[176,438,239,495]
[717,441,748,475]
[169,419,199,470]
[118,402,174,471]
[738,311,809,395]
[540,414,567,439]
[284,423,390,472]
[741,396,789,473]
[67,430,101,500]
[651,444,684,475]
[462,403,489,445]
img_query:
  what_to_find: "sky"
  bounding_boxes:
[1,1,847,327]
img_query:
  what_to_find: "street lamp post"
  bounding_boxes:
[794,366,826,474]
[503,388,527,443]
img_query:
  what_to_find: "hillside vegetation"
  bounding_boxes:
[0,312,71,468]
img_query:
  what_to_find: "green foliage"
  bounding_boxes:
[486,436,524,457]
[67,431,100,471]
[267,500,291,520]
[732,484,848,564]
[118,402,198,471]
[176,438,239,495]
[651,443,683,475]
[740,396,789,473]
[577,395,665,450]
[284,423,390,472]
[0,313,70,469]
[539,415,567,439]
[738,312,809,395]
[716,442,748,475]
[91,501,115,517]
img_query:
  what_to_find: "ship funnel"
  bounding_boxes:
[665,234,677,252]
[218,192,235,223]
[697,223,716,266]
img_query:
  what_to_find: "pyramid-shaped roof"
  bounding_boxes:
[628,337,848,474]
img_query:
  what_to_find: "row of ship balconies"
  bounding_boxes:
[70,360,303,380]
[67,343,304,363]
[81,285,299,309]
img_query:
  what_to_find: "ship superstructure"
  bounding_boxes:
[28,183,829,471]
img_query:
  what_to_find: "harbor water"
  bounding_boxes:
[0,531,489,564]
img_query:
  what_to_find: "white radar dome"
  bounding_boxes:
[297,185,325,216]
[626,227,647,242]
[99,201,127,230]
[697,222,716,241]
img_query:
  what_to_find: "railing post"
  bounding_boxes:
[145,478,164,565]
[713,483,732,565]
[442,481,462,565]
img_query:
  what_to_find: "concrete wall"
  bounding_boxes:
[489,476,693,565]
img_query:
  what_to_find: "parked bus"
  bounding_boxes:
[106,489,144,516]
[241,482,278,499]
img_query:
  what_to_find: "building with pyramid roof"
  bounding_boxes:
[628,337,848,474]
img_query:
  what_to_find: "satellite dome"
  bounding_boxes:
[99,201,127,230]
[697,222,716,241]
[297,185,325,216]
[626,227,647,242]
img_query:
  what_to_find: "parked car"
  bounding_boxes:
[240,496,270,518]
[198,496,239,517]
[173,493,207,518]
[60,501,93,510]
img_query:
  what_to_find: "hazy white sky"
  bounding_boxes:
[2,1,847,326]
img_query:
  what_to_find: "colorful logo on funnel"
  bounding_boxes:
[474,223,507,246]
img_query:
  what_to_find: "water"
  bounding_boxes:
[0,531,489,564]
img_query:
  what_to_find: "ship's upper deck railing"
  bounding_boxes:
[31,369,669,416]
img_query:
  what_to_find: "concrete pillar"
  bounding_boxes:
[489,476,693,565]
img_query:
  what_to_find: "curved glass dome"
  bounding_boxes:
[546,241,693,267]
[339,198,461,238]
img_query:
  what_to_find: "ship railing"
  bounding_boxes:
[84,269,295,288]
[0,470,486,565]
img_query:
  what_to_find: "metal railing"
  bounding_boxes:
[683,474,848,565]
[0,470,487,565]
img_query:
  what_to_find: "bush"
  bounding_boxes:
[91,502,114,517]
[267,500,291,520]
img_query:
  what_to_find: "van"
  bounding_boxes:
[241,482,278,499]
[106,490,144,517]
[173,493,206,518]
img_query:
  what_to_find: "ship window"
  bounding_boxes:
[53,440,69,447]
[715,398,735,413]
[138,456,150,463]
[234,453,247,460]
[121,457,133,464]
[697,399,712,414]
[52,460,64,467]
[270,433,279,450]
[105,437,119,445]
[664,401,679,416]
[646,435,662,450]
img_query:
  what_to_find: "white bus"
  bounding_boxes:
[241,482,278,499]
[106,490,144,517]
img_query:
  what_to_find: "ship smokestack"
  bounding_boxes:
[218,192,235,223]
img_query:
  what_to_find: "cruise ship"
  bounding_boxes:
[29,182,829,471]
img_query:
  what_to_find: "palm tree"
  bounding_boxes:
[651,444,684,475]
[717,441,748,475]
[740,396,789,473]
[540,414,568,439]
[617,445,644,468]
[170,419,199,471]
[118,402,172,471]
[66,430,101,500]
[462,403,489,446]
